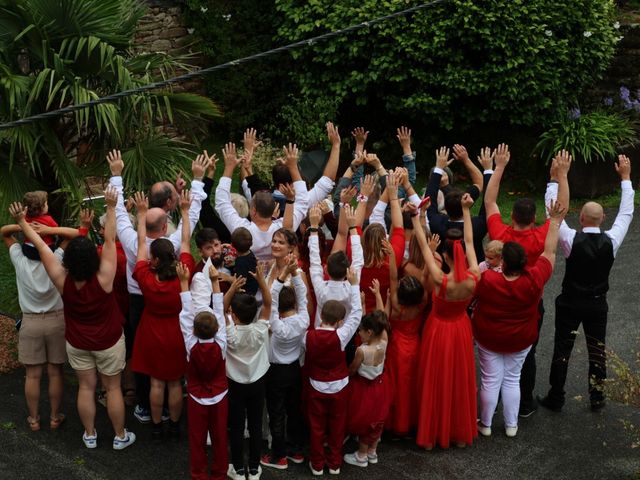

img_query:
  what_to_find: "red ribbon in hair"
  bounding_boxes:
[452,240,468,283]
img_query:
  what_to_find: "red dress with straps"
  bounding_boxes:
[415,274,478,448]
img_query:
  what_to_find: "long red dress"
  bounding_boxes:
[385,311,425,435]
[415,274,477,448]
[131,252,195,381]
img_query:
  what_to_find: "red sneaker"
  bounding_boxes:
[287,453,305,464]
[260,454,288,470]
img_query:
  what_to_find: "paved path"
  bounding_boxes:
[1,210,639,480]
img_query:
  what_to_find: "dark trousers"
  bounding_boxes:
[519,299,544,408]
[228,376,265,471]
[129,294,150,409]
[548,294,608,404]
[188,395,228,480]
[265,363,304,459]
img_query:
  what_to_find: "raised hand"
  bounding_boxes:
[278,183,295,201]
[133,191,148,215]
[192,152,211,180]
[176,262,190,283]
[327,122,341,147]
[395,166,409,187]
[435,147,452,169]
[553,150,572,177]
[359,174,376,197]
[477,147,495,171]
[318,199,332,215]
[272,203,280,220]
[369,278,381,296]
[106,149,124,176]
[284,253,299,276]
[403,201,418,216]
[547,199,566,221]
[104,186,117,209]
[283,143,299,169]
[308,205,322,228]
[243,128,261,154]
[9,202,27,222]
[204,150,218,178]
[249,262,268,286]
[347,266,358,286]
[386,170,400,199]
[429,233,441,253]
[179,189,192,212]
[452,144,470,163]
[175,172,186,194]
[615,154,632,180]
[365,153,383,171]
[461,192,474,210]
[352,151,366,167]
[228,274,247,294]
[343,204,357,228]
[340,185,358,204]
[396,126,412,154]
[494,143,510,168]
[208,264,219,280]
[381,238,393,256]
[351,127,369,150]
[223,142,241,171]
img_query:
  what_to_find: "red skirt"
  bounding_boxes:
[347,371,393,437]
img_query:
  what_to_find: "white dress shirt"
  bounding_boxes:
[109,175,206,295]
[215,177,309,261]
[269,275,310,364]
[557,180,634,258]
[225,315,270,384]
[309,233,363,327]
[302,285,362,394]
[179,291,227,405]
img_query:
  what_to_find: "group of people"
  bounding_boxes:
[2,123,635,480]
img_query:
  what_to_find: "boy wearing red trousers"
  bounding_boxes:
[303,268,362,475]
[178,262,228,480]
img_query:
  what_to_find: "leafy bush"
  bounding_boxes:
[535,110,637,163]
[275,0,619,131]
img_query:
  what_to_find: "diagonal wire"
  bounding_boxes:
[0,0,448,131]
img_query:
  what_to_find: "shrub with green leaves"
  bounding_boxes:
[535,110,637,163]
[275,0,619,130]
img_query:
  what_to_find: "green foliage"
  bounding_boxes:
[270,95,339,149]
[535,110,637,163]
[275,0,619,131]
[0,0,220,222]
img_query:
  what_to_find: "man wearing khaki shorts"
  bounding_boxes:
[1,224,67,431]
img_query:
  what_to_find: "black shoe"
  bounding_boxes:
[518,398,538,418]
[151,421,164,440]
[537,394,563,412]
[590,399,606,412]
[167,419,180,439]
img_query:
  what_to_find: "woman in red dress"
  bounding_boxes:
[131,190,195,436]
[414,193,480,449]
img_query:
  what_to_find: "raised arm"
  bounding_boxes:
[331,185,357,254]
[354,174,375,228]
[215,143,250,233]
[345,205,364,277]
[133,192,148,262]
[609,155,635,255]
[351,127,368,157]
[453,144,483,192]
[409,202,444,286]
[223,275,246,315]
[397,126,417,186]
[386,171,403,229]
[179,189,192,256]
[177,262,196,349]
[95,186,119,292]
[460,193,480,278]
[553,150,571,211]
[323,121,341,182]
[308,205,326,293]
[541,199,566,266]
[278,183,295,231]
[337,268,363,349]
[484,143,510,218]
[251,263,271,320]
[9,202,67,292]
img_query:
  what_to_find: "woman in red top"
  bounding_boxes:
[473,200,565,439]
[9,187,135,450]
[131,190,195,436]
[414,193,480,449]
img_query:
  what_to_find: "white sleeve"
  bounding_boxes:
[337,285,362,350]
[292,180,310,230]
[544,182,558,215]
[241,179,253,204]
[212,292,226,355]
[308,176,335,207]
[292,274,309,323]
[407,193,421,206]
[109,176,138,262]
[370,200,388,233]
[606,180,635,257]
[225,317,238,350]
[270,278,284,322]
[308,235,326,302]
[558,221,576,258]
[169,179,206,253]
[190,269,213,311]
[179,291,196,355]
[350,234,364,279]
[215,177,251,234]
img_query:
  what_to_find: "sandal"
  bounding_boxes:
[27,416,40,432]
[50,413,66,430]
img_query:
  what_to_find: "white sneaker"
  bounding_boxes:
[113,430,136,450]
[309,461,324,476]
[329,467,340,475]
[248,466,262,480]
[82,430,97,449]
[227,464,246,480]
[367,452,378,464]
[505,426,518,438]
[477,422,492,437]
[343,452,368,467]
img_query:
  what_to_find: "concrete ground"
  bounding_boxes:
[1,209,639,480]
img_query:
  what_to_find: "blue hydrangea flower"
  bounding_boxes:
[620,86,630,100]
[568,107,581,119]
[603,97,613,106]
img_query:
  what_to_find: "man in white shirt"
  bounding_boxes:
[539,155,635,413]
[215,143,309,261]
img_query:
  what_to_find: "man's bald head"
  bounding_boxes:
[580,201,604,227]
[149,181,178,212]
[146,207,168,237]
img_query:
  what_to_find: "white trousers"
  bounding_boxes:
[477,342,532,429]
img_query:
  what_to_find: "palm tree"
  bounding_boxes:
[0,0,220,221]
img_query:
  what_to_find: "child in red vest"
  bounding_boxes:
[178,263,228,480]
[303,267,362,475]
